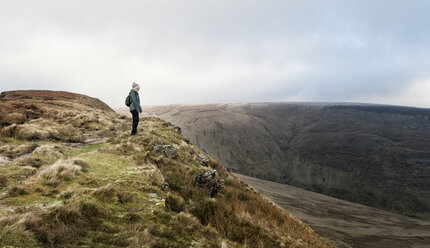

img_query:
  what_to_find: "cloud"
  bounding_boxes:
[1,0,430,108]
[363,77,430,108]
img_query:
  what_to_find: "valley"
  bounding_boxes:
[235,174,430,248]
[125,102,430,218]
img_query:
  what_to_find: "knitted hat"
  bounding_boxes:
[132,82,140,90]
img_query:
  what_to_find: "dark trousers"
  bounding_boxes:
[130,110,139,134]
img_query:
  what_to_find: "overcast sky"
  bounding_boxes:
[1,1,430,108]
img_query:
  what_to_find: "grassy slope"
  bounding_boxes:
[0,91,332,248]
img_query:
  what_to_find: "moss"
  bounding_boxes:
[66,143,107,157]
[78,152,131,182]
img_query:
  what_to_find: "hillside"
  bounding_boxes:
[122,103,430,217]
[0,91,332,247]
[235,174,430,248]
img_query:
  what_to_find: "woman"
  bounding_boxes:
[129,82,142,135]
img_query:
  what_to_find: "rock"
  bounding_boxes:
[161,181,169,191]
[153,145,178,159]
[148,193,158,198]
[219,179,225,189]
[196,169,224,197]
[198,154,209,167]
[173,126,181,134]
[0,156,9,167]
[196,169,216,184]
[163,145,178,159]
[153,145,164,152]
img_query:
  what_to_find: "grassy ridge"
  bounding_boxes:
[0,90,332,247]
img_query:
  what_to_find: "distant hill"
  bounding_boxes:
[0,91,331,247]
[118,102,430,217]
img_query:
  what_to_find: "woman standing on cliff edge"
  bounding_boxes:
[129,82,142,135]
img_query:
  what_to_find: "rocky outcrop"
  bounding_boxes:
[196,169,224,197]
[198,154,209,167]
[153,145,178,159]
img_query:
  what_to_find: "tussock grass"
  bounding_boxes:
[14,120,83,142]
[18,144,71,167]
[92,183,134,204]
[18,157,45,168]
[8,184,32,196]
[0,175,7,187]
[0,143,38,159]
[6,157,89,197]
[165,193,186,213]
[38,158,88,184]
[32,144,67,158]
[0,209,43,247]
[0,112,27,125]
[0,196,108,247]
[1,124,17,137]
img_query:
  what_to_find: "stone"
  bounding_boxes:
[196,169,224,197]
[148,193,158,198]
[198,154,209,167]
[161,181,169,191]
[219,179,225,189]
[163,145,178,159]
[0,156,9,167]
[153,145,178,159]
[153,145,164,152]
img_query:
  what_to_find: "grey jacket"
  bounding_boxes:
[129,89,142,113]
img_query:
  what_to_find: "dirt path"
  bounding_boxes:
[235,173,430,248]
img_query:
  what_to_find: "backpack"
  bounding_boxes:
[125,93,131,107]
